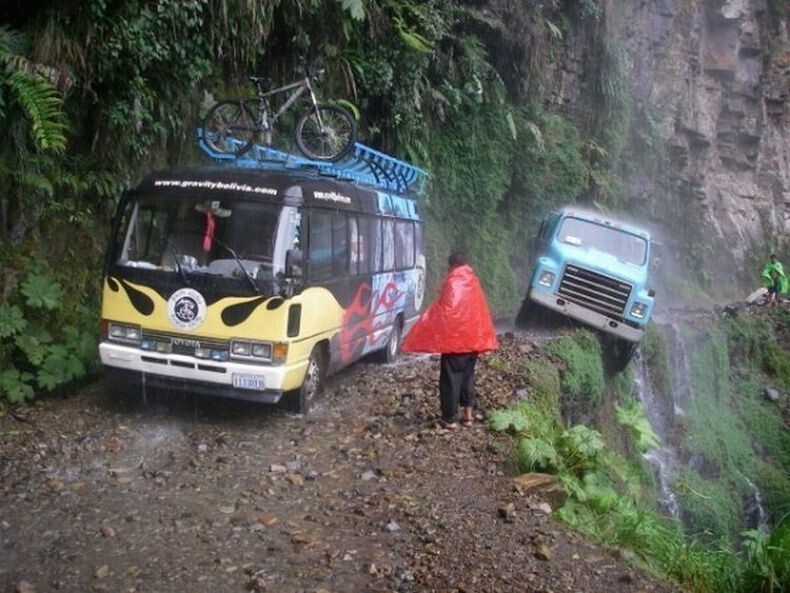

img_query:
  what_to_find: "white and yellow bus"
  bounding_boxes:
[99,165,425,413]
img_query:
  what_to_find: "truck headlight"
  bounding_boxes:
[630,302,647,319]
[107,322,142,344]
[538,271,555,287]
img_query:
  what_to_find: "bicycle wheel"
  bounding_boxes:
[294,104,357,162]
[202,100,256,156]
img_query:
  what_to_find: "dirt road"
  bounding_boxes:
[0,334,676,593]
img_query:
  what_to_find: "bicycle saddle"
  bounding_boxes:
[249,75,271,85]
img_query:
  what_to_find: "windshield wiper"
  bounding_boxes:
[165,239,191,286]
[213,238,260,295]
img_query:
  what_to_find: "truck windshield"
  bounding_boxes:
[114,194,300,283]
[557,217,647,265]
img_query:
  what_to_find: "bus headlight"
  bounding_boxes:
[231,340,273,361]
[231,341,252,357]
[108,322,142,344]
[538,271,555,287]
[630,302,647,319]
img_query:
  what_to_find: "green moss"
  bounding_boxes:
[524,357,562,403]
[756,462,790,523]
[546,330,605,405]
[611,362,636,402]
[675,470,742,544]
[687,330,758,479]
[643,323,671,396]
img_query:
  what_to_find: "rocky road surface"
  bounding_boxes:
[0,334,677,593]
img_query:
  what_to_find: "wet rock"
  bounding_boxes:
[256,514,278,526]
[763,387,780,402]
[531,502,553,515]
[287,474,304,486]
[534,544,552,561]
[513,473,567,510]
[384,520,401,533]
[498,503,516,523]
[94,565,109,579]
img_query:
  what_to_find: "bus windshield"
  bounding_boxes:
[557,217,647,265]
[115,194,301,283]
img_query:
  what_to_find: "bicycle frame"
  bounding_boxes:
[253,76,323,132]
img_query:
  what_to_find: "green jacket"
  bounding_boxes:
[762,261,789,293]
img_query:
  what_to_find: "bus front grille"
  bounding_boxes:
[141,330,229,356]
[557,264,632,318]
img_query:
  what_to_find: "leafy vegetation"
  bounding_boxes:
[546,329,605,409]
[493,324,790,593]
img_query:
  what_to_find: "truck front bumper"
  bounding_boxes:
[529,288,644,343]
[99,342,308,403]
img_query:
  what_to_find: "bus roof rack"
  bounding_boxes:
[196,129,428,198]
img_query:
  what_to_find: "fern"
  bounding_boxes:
[0,304,27,338]
[516,437,559,472]
[489,407,529,433]
[558,425,605,472]
[1,25,68,152]
[615,401,661,453]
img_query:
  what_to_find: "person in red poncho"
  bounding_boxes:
[402,251,499,428]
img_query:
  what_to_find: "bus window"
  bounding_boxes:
[357,217,369,275]
[382,219,395,271]
[309,210,333,281]
[349,217,359,275]
[370,218,382,273]
[122,205,170,265]
[395,221,414,269]
[332,211,348,276]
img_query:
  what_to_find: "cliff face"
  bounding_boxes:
[547,0,789,291]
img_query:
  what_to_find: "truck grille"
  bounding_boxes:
[557,264,632,318]
[141,330,229,356]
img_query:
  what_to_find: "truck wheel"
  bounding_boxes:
[285,347,324,414]
[515,297,539,328]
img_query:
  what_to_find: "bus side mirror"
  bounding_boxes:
[285,248,304,280]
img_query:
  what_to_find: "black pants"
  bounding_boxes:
[439,353,478,423]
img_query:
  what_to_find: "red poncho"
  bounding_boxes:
[402,264,498,354]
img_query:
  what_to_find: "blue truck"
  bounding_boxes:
[518,207,655,368]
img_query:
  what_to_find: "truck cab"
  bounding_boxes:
[522,207,654,344]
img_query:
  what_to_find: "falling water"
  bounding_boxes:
[739,471,768,532]
[664,322,694,406]
[633,355,680,517]
[639,322,769,528]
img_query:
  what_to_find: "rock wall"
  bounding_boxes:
[552,0,789,291]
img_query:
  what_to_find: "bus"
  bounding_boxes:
[99,165,426,413]
[518,206,655,369]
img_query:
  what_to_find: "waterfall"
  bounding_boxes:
[633,356,680,517]
[639,322,769,530]
[664,322,694,406]
[739,471,768,532]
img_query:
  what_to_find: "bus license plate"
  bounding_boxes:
[232,373,266,391]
